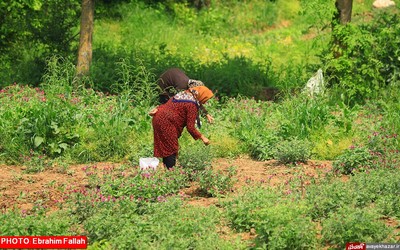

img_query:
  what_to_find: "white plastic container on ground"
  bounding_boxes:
[139,157,159,170]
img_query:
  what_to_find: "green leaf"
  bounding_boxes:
[28,0,42,11]
[50,122,60,134]
[34,136,44,147]
[59,143,68,150]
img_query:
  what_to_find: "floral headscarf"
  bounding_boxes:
[171,86,213,128]
[172,91,198,105]
[188,79,205,88]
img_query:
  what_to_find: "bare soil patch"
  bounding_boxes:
[0,157,332,212]
[184,156,332,206]
[0,162,119,212]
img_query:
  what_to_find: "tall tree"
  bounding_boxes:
[332,0,353,58]
[334,0,353,25]
[76,0,95,79]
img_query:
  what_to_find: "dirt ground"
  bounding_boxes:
[1,157,398,244]
[184,156,333,206]
[0,156,332,212]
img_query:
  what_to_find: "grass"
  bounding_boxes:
[2,161,399,249]
[0,0,399,248]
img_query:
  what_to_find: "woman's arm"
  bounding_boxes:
[200,135,210,145]
[199,105,214,123]
[185,104,204,141]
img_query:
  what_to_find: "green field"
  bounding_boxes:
[0,0,399,249]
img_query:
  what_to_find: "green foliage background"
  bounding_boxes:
[0,0,399,165]
[0,1,400,248]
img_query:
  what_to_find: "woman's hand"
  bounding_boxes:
[149,107,158,116]
[201,135,210,146]
[206,114,214,123]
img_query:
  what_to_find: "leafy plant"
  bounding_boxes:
[0,209,73,236]
[82,197,245,249]
[349,168,400,211]
[332,146,375,175]
[23,150,51,173]
[248,132,279,161]
[321,207,391,249]
[305,179,353,220]
[255,207,318,250]
[376,194,400,218]
[323,11,400,103]
[84,164,190,201]
[179,142,214,176]
[197,166,237,197]
[273,138,312,164]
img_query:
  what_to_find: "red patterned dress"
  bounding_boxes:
[152,97,202,158]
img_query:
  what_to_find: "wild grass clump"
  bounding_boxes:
[0,57,156,165]
[275,94,332,139]
[311,132,354,160]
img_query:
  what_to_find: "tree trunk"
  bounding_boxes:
[334,0,353,25]
[332,0,353,58]
[192,0,211,10]
[76,0,95,80]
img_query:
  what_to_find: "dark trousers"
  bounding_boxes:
[163,154,176,169]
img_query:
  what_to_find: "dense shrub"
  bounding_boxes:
[323,11,400,103]
[197,166,237,197]
[248,132,280,161]
[179,142,214,174]
[273,138,312,164]
[332,146,375,175]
